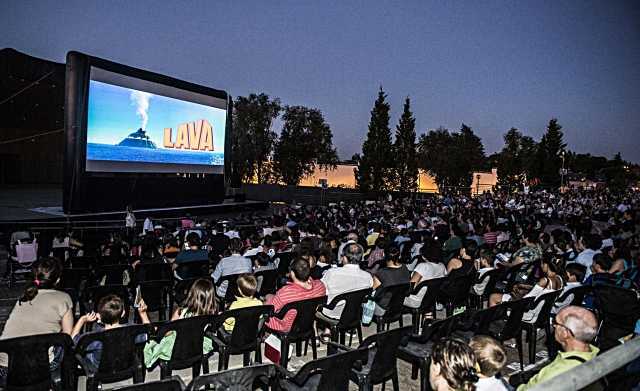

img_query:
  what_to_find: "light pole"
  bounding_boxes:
[476,174,481,196]
[560,151,566,191]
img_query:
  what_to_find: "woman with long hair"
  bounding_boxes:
[429,338,479,391]
[138,278,216,368]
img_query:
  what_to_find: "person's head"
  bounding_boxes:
[185,232,201,249]
[591,253,613,274]
[429,338,478,391]
[459,240,478,260]
[541,254,565,277]
[20,257,62,304]
[228,237,244,254]
[97,294,125,326]
[469,335,507,379]
[290,258,311,283]
[580,234,602,251]
[477,249,493,268]
[385,245,401,266]
[255,251,270,267]
[524,230,539,246]
[342,242,364,265]
[184,278,216,316]
[236,274,257,298]
[553,306,598,351]
[565,263,586,283]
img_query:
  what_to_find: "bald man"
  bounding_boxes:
[518,305,600,390]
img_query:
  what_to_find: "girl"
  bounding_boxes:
[429,338,479,391]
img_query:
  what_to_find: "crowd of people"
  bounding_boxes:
[1,187,640,389]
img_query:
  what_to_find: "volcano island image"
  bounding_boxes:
[117,128,157,149]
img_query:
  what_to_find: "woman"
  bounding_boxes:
[138,278,216,368]
[404,243,447,309]
[372,246,411,316]
[0,258,74,378]
[429,338,479,391]
[447,240,478,278]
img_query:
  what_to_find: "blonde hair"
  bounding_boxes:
[469,335,507,377]
[431,338,478,391]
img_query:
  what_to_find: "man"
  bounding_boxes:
[518,305,599,390]
[265,258,326,332]
[211,238,252,298]
[575,233,602,278]
[174,233,209,279]
[319,242,373,321]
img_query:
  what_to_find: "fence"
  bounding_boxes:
[529,336,640,391]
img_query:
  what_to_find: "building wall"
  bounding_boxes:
[0,128,64,184]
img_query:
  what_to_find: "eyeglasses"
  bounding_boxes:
[551,318,574,337]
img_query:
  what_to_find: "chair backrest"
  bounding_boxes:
[327,288,372,329]
[478,268,506,295]
[219,305,274,352]
[418,313,465,343]
[376,283,411,320]
[279,296,327,337]
[413,277,446,312]
[557,285,593,307]
[289,348,367,391]
[531,289,563,327]
[153,315,216,371]
[358,326,413,384]
[216,273,244,308]
[592,285,640,351]
[135,262,172,283]
[276,252,294,278]
[439,274,475,305]
[187,364,275,391]
[254,269,279,297]
[60,267,94,290]
[0,332,74,390]
[112,376,185,391]
[75,324,150,383]
[175,260,210,280]
[496,297,535,340]
[98,264,133,286]
[85,284,131,323]
[139,280,172,312]
[15,239,38,264]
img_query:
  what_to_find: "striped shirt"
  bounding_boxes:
[266,279,326,332]
[483,231,498,245]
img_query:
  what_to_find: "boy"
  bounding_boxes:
[554,263,586,312]
[222,274,263,333]
[469,335,510,391]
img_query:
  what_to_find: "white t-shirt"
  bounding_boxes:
[405,261,447,304]
[321,264,373,319]
[475,376,510,391]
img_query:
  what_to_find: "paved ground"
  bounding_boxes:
[0,248,548,390]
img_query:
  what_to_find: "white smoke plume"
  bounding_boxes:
[130,91,153,130]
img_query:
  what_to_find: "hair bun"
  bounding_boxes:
[461,367,479,383]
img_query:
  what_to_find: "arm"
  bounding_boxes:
[61,308,74,336]
[71,312,98,338]
[211,261,223,282]
[447,258,462,273]
[372,275,382,289]
[137,299,152,324]
[410,271,423,284]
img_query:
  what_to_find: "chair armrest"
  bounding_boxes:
[327,341,353,352]
[274,363,296,379]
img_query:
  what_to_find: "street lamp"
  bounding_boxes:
[560,151,566,191]
[476,174,481,196]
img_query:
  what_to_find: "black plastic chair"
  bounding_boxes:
[277,348,367,391]
[60,267,94,315]
[592,285,640,351]
[110,376,185,391]
[521,289,562,364]
[0,333,74,391]
[335,326,413,391]
[215,273,244,309]
[170,278,204,309]
[186,364,275,391]
[397,314,465,391]
[497,262,538,294]
[97,264,133,286]
[276,252,294,287]
[316,288,372,353]
[266,296,327,367]
[134,262,172,284]
[148,315,216,379]
[466,296,534,370]
[402,277,446,334]
[137,279,172,321]
[175,260,210,280]
[84,284,131,325]
[438,274,475,317]
[371,283,411,332]
[255,269,279,298]
[470,268,505,308]
[75,324,150,391]
[556,285,593,308]
[211,305,274,370]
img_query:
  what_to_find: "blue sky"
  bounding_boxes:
[2,1,639,162]
[87,81,226,152]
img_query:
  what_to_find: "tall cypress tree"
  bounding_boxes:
[392,97,418,193]
[356,87,394,192]
[538,118,567,185]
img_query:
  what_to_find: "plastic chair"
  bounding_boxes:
[186,364,275,391]
[556,285,593,308]
[397,314,465,391]
[175,260,210,280]
[137,279,172,321]
[214,273,244,309]
[111,376,185,391]
[266,296,327,367]
[470,268,505,308]
[75,324,151,391]
[335,326,413,391]
[254,269,279,298]
[592,285,640,351]
[97,264,133,286]
[134,262,172,284]
[402,277,446,334]
[521,289,562,364]
[371,283,411,332]
[276,252,294,288]
[60,267,94,316]
[437,274,475,317]
[211,305,274,370]
[150,315,216,379]
[276,348,367,391]
[9,239,38,287]
[316,288,372,353]
[0,332,74,391]
[84,285,131,325]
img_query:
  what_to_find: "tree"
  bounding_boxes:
[272,106,338,185]
[355,87,394,193]
[392,97,418,193]
[231,93,281,184]
[537,118,567,186]
[496,128,537,188]
[417,127,453,191]
[452,123,486,188]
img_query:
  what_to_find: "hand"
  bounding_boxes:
[137,299,148,314]
[84,312,98,323]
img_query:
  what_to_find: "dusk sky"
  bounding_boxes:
[2,1,639,162]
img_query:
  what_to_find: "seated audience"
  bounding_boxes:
[404,243,447,308]
[221,274,263,334]
[469,335,510,391]
[472,248,496,295]
[554,263,587,312]
[265,258,326,332]
[212,238,253,298]
[518,305,599,390]
[372,246,411,316]
[429,338,479,391]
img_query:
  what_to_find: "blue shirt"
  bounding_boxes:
[212,254,252,297]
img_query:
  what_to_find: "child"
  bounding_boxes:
[222,274,263,333]
[138,278,216,368]
[473,249,495,295]
[469,335,511,391]
[554,263,586,312]
[72,294,127,371]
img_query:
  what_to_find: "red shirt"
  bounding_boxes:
[483,231,498,245]
[266,279,326,332]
